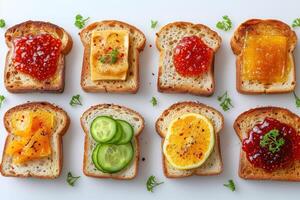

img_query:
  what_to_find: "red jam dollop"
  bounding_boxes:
[173,36,213,77]
[242,118,300,171]
[13,34,62,81]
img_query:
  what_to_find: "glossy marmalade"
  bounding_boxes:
[242,118,300,171]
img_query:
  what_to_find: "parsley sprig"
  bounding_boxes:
[70,94,82,106]
[146,175,164,193]
[151,20,158,29]
[75,14,90,29]
[0,19,6,28]
[66,172,80,187]
[0,95,5,108]
[293,92,300,107]
[216,15,232,31]
[260,129,285,153]
[224,179,236,191]
[150,97,157,106]
[217,91,233,111]
[100,49,119,64]
[292,18,300,28]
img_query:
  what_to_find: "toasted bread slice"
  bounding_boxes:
[81,104,144,179]
[79,20,146,93]
[4,21,73,93]
[234,107,300,181]
[156,22,221,96]
[231,19,297,94]
[0,102,70,179]
[155,101,224,178]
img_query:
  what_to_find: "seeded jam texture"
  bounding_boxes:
[13,34,62,81]
[173,36,213,77]
[242,118,300,171]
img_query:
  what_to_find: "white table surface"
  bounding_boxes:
[0,0,300,199]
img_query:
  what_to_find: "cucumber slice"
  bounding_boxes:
[90,116,117,143]
[107,122,123,144]
[117,120,134,144]
[97,143,134,173]
[92,144,108,173]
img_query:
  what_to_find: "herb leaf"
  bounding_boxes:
[0,19,6,28]
[292,18,300,28]
[99,49,119,64]
[146,175,164,192]
[70,94,82,106]
[260,129,285,153]
[67,172,80,187]
[151,20,158,29]
[109,49,119,64]
[293,92,300,107]
[150,97,157,106]
[0,95,5,108]
[224,179,235,191]
[217,91,233,111]
[74,14,90,29]
[216,15,232,31]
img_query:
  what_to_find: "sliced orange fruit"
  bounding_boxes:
[163,113,215,170]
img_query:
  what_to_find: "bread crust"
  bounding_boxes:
[233,106,300,181]
[231,19,297,94]
[4,21,73,93]
[156,22,221,96]
[155,101,224,178]
[0,102,70,179]
[79,20,146,93]
[80,104,144,180]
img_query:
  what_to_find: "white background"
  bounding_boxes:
[0,0,300,199]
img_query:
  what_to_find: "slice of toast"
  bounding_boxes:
[4,21,73,93]
[0,102,70,179]
[79,20,146,93]
[81,104,144,179]
[156,22,221,96]
[155,101,224,178]
[231,19,297,94]
[233,107,300,181]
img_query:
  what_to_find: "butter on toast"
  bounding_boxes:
[0,102,70,179]
[234,107,300,181]
[79,20,146,93]
[156,22,221,96]
[81,104,144,179]
[231,19,297,94]
[4,21,73,93]
[155,101,224,178]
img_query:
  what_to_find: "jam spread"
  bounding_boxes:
[242,34,290,84]
[173,36,213,77]
[242,118,300,171]
[13,34,62,81]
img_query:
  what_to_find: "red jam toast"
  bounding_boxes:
[4,21,73,93]
[156,22,221,96]
[234,107,300,181]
